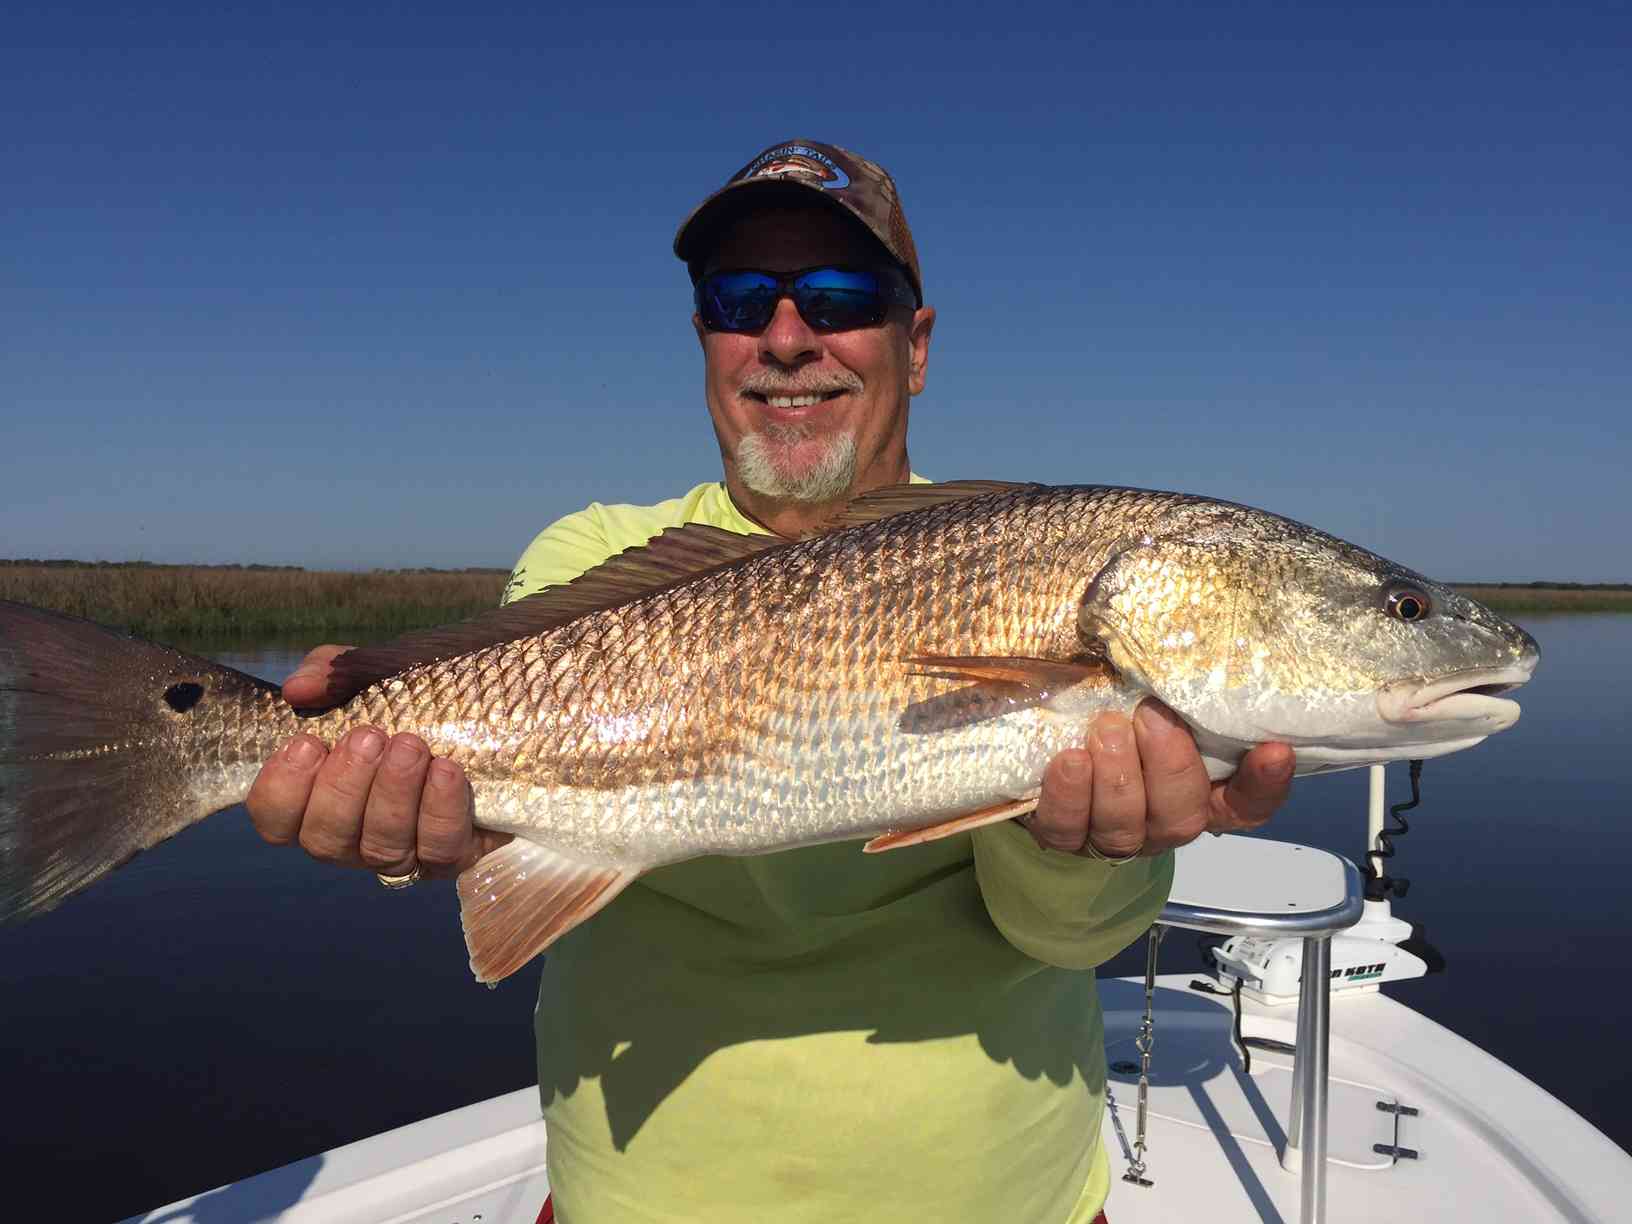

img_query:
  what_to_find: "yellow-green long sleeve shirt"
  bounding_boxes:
[505,479,1174,1223]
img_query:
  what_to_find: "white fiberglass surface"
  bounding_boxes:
[1169,836,1351,916]
[1097,976,1632,1223]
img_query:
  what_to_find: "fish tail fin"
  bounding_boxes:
[0,600,287,923]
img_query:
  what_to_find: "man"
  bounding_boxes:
[247,140,1293,1222]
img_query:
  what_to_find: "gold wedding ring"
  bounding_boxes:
[1082,839,1142,866]
[375,866,422,890]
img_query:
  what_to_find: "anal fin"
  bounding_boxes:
[456,840,639,984]
[863,791,1041,853]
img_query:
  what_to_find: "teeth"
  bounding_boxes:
[766,394,825,408]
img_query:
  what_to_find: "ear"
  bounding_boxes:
[907,306,936,396]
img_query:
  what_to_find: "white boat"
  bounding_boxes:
[127,768,1632,1224]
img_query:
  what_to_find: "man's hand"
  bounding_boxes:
[1021,700,1293,858]
[245,645,509,878]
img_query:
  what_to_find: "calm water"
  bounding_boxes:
[2,616,1628,1221]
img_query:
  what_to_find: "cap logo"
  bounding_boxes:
[740,143,851,191]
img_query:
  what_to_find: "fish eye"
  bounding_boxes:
[1384,586,1432,623]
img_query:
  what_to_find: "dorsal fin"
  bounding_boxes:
[811,479,1030,534]
[321,523,790,704]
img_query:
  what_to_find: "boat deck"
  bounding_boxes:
[1098,975,1629,1223]
[127,976,1630,1223]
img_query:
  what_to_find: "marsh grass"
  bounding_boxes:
[0,563,509,638]
[1450,584,1632,613]
[3,562,1625,637]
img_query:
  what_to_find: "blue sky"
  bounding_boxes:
[4,1,1626,580]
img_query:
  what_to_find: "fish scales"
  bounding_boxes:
[1,481,1539,979]
[283,487,1147,864]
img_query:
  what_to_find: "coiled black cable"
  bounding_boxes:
[1365,758,1423,900]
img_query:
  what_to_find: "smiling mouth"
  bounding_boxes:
[745,390,847,409]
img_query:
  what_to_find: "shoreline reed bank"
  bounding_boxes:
[0,564,509,638]
[3,564,1628,637]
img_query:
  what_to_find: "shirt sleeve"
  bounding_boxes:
[970,821,1175,970]
[502,506,618,604]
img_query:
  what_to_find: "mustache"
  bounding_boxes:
[738,369,863,398]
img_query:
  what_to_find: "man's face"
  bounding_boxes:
[693,201,934,506]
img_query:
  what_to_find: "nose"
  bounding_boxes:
[758,295,822,368]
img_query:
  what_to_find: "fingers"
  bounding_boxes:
[296,727,390,866]
[1210,741,1294,832]
[358,734,432,874]
[246,735,327,845]
[1130,701,1211,851]
[1085,713,1150,857]
[1025,705,1197,858]
[247,724,486,879]
[248,612,485,882]
[1020,699,1275,863]
[281,643,357,708]
[415,759,485,878]
[1026,711,1176,858]
[1028,749,1094,853]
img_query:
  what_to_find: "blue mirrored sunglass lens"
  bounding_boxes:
[700,272,780,330]
[792,268,883,329]
[794,268,880,294]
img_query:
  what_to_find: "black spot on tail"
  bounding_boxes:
[1,599,282,924]
[164,681,206,713]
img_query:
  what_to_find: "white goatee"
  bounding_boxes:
[736,425,859,503]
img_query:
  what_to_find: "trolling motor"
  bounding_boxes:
[1210,762,1445,1005]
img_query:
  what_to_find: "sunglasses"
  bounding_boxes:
[694,264,919,334]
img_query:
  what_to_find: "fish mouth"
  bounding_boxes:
[1376,658,1537,731]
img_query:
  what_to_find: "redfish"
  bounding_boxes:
[0,482,1538,981]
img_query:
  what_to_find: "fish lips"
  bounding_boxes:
[1375,658,1538,735]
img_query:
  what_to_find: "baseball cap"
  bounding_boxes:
[673,140,923,306]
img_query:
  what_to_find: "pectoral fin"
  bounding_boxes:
[863,791,1042,853]
[456,840,639,984]
[897,679,1045,734]
[903,654,1116,692]
[897,655,1119,734]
